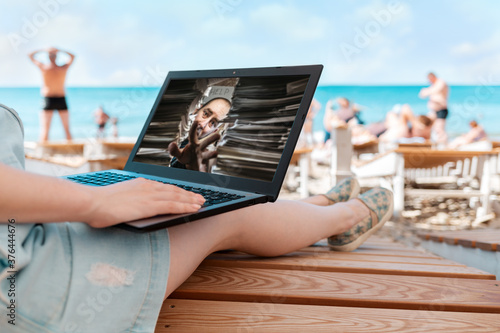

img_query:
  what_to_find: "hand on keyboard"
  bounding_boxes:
[84,178,205,228]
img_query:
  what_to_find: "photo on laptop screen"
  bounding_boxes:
[133,75,310,182]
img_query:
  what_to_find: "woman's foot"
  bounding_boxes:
[322,177,360,204]
[328,187,393,252]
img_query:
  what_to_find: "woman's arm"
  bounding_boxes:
[0,163,204,228]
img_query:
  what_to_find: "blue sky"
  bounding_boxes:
[1,0,499,86]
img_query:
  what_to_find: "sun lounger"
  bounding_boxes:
[352,148,498,219]
[286,147,314,197]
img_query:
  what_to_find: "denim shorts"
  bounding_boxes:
[0,105,171,332]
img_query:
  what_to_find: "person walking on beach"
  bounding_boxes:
[418,72,449,144]
[29,47,75,142]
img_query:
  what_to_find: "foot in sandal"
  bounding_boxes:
[322,177,360,204]
[328,187,393,251]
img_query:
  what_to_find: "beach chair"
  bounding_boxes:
[352,147,498,220]
[353,139,379,159]
[285,147,314,198]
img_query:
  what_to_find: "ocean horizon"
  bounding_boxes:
[1,85,499,142]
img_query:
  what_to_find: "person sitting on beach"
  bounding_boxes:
[448,120,488,149]
[28,47,75,142]
[168,97,231,172]
[93,105,110,139]
[379,104,433,143]
[0,103,393,332]
[350,124,378,146]
[323,97,363,142]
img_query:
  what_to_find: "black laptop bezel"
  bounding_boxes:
[124,65,323,201]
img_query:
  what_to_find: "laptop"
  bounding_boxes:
[65,64,323,232]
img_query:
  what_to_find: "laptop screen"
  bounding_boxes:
[132,75,310,182]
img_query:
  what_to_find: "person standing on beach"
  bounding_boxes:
[418,72,449,144]
[29,47,75,142]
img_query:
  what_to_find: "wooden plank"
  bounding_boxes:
[290,147,313,165]
[394,148,493,169]
[398,141,433,148]
[209,251,460,266]
[25,154,87,168]
[171,267,500,313]
[101,142,135,149]
[202,253,494,280]
[37,142,85,149]
[395,148,495,157]
[353,139,378,150]
[300,245,442,258]
[298,247,442,258]
[300,246,439,258]
[313,238,432,253]
[418,231,500,252]
[156,299,500,333]
[356,241,409,247]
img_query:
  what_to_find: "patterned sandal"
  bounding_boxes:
[328,187,394,252]
[322,177,360,204]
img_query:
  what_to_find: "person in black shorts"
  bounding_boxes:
[435,108,448,120]
[29,47,75,142]
[419,72,449,144]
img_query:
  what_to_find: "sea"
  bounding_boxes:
[1,85,499,142]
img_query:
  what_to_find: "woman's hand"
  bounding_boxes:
[85,178,205,228]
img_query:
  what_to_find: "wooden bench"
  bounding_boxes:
[156,236,500,332]
[397,141,433,149]
[418,229,500,281]
[25,140,134,176]
[419,230,500,251]
[83,141,135,159]
[157,299,500,332]
[35,141,85,155]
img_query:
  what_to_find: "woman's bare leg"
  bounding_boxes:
[300,194,330,206]
[165,199,369,298]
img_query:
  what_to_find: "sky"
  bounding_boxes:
[1,0,499,87]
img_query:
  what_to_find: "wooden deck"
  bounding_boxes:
[418,229,500,281]
[155,236,500,332]
[418,230,500,252]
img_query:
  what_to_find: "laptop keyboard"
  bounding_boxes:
[67,172,245,208]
